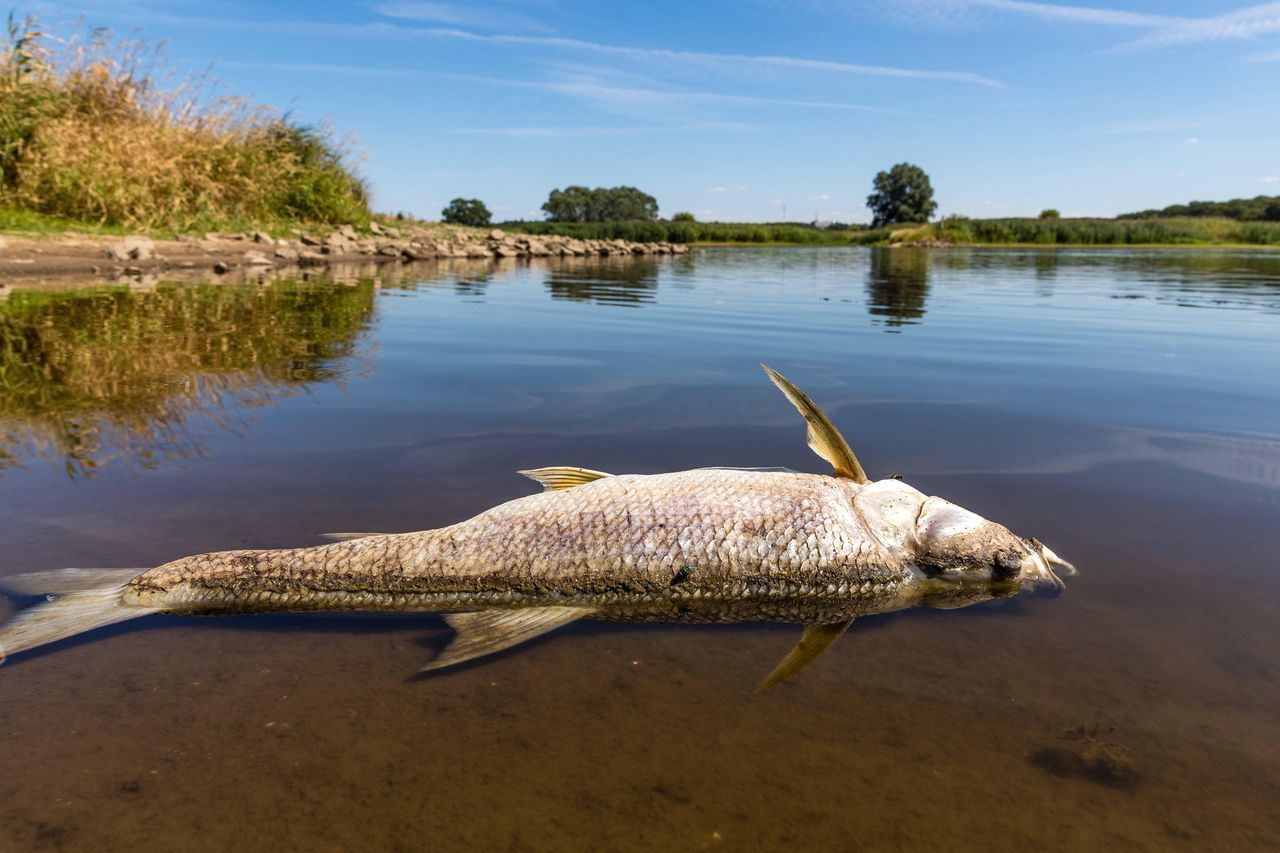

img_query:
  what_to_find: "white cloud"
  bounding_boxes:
[711,186,729,193]
[1185,137,1199,144]
[1263,175,1280,183]
[809,193,831,200]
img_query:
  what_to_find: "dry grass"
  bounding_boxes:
[0,14,369,231]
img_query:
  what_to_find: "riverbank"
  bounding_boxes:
[0,223,690,286]
[505,216,1280,247]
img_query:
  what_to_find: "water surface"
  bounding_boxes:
[1,248,1277,851]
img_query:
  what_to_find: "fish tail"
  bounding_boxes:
[0,568,156,665]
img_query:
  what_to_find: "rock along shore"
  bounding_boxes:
[0,224,690,285]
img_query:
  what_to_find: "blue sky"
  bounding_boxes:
[25,1,1280,221]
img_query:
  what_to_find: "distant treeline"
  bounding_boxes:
[506,220,891,245]
[1119,195,1280,222]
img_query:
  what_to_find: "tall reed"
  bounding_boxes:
[0,15,369,231]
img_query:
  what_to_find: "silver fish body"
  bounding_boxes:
[127,471,908,622]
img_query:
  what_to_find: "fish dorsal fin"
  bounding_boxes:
[761,364,869,484]
[756,619,854,693]
[320,532,389,542]
[422,607,590,673]
[518,466,613,491]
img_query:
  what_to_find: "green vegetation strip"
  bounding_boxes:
[504,217,1280,247]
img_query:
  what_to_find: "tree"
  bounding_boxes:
[866,163,937,228]
[671,211,696,222]
[1039,209,1060,219]
[441,198,491,227]
[541,185,659,222]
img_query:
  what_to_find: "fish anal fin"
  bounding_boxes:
[756,619,853,693]
[518,467,613,492]
[761,364,869,485]
[422,606,590,673]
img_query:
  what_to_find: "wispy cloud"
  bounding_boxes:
[1242,45,1280,61]
[372,1,551,32]
[455,75,932,116]
[907,1,1280,51]
[447,122,760,138]
[217,60,418,79]
[205,60,932,117]
[1091,117,1212,135]
[1263,175,1280,183]
[419,27,1004,86]
[966,0,1177,28]
[42,4,1002,86]
[809,193,831,200]
[1125,3,1280,49]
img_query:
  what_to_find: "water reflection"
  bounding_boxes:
[0,280,375,478]
[544,256,662,306]
[866,247,931,328]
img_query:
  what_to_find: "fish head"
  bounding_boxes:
[913,493,1073,595]
[853,479,1074,596]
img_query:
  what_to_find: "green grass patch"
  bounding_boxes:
[934,216,1280,246]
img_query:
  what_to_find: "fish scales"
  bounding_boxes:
[125,470,904,619]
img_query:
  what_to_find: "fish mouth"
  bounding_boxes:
[1019,538,1076,596]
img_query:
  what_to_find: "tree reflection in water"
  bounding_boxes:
[0,280,376,478]
[866,247,930,329]
[545,257,661,306]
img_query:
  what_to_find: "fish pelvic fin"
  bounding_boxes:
[421,606,590,674]
[0,569,156,665]
[756,619,854,693]
[518,466,613,492]
[761,364,869,484]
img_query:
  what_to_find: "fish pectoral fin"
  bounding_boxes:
[518,467,613,491]
[761,364,870,485]
[319,532,389,542]
[422,606,591,673]
[755,619,854,693]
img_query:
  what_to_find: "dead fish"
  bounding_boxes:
[0,366,1075,689]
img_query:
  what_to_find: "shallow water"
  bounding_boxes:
[0,247,1277,851]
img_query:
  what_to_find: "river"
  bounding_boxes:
[0,247,1276,851]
